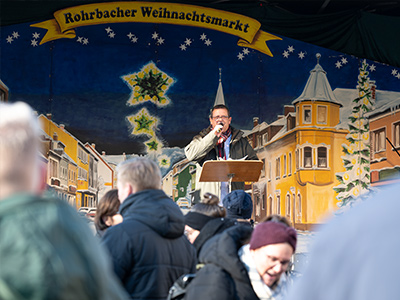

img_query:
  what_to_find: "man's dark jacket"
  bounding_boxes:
[102,189,197,300]
[188,126,258,191]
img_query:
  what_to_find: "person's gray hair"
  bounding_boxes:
[116,157,162,192]
[0,102,42,197]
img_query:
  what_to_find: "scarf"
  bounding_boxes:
[217,126,232,160]
[239,244,288,300]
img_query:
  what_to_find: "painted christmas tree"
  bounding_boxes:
[334,60,375,208]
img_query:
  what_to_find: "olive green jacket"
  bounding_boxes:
[0,193,129,300]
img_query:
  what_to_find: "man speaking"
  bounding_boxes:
[185,104,258,202]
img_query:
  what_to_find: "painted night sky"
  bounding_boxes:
[2,10,400,171]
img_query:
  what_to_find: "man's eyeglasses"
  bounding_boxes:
[212,115,229,120]
[265,254,291,268]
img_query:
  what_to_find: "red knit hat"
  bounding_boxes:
[249,221,297,252]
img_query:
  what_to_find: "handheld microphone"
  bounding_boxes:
[217,122,223,133]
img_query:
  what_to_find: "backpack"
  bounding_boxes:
[167,273,196,300]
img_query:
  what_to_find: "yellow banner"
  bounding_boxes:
[31,2,281,56]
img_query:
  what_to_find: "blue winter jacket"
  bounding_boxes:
[102,189,197,299]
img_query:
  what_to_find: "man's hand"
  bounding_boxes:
[212,123,224,136]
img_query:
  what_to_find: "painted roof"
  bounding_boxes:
[213,68,225,107]
[292,56,341,106]
[364,97,400,118]
[0,79,9,91]
[333,88,400,127]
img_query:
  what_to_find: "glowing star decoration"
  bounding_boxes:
[127,108,158,136]
[158,155,170,168]
[145,136,163,153]
[122,62,175,107]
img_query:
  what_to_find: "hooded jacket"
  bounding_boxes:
[0,193,129,300]
[185,126,258,198]
[192,217,237,257]
[102,189,196,300]
[184,225,258,300]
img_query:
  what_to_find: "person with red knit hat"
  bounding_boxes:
[184,217,297,300]
[246,222,297,292]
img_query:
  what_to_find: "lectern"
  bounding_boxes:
[199,160,263,193]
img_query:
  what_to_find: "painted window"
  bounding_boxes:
[263,132,268,145]
[257,135,262,148]
[303,105,312,124]
[317,147,327,168]
[286,194,291,218]
[268,196,273,215]
[268,162,272,180]
[283,155,287,176]
[394,122,400,147]
[317,105,327,124]
[304,146,312,168]
[49,158,58,178]
[78,147,88,164]
[276,157,281,178]
[61,164,67,180]
[288,152,292,175]
[276,195,281,214]
[261,158,266,178]
[78,167,87,181]
[373,128,386,152]
[262,193,265,210]
[0,89,6,101]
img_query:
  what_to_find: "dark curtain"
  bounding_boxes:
[1,0,399,67]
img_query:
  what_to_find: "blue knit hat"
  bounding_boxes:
[222,190,253,219]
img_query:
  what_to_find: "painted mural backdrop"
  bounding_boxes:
[2,2,400,224]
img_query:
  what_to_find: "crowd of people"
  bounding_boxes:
[1,101,399,300]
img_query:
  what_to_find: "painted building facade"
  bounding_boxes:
[0,79,9,102]
[76,142,95,208]
[85,143,115,201]
[39,114,97,208]
[367,98,400,186]
[173,161,196,204]
[39,127,78,207]
[162,169,174,198]
[247,59,348,230]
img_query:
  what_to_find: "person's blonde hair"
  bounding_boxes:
[117,157,161,192]
[190,193,226,218]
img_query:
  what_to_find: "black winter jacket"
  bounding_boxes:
[193,217,237,258]
[185,225,259,300]
[102,189,196,300]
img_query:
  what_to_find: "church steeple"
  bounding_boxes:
[213,68,225,106]
[292,54,341,106]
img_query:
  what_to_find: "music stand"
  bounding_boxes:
[199,160,263,193]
